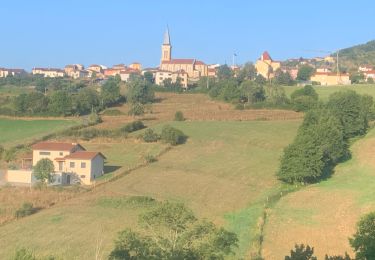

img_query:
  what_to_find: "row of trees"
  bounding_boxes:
[10,77,122,116]
[278,90,374,184]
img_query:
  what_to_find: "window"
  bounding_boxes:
[81,162,86,168]
[80,175,85,178]
[59,152,63,156]
[70,162,75,168]
[39,151,51,156]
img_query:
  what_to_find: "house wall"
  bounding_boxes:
[311,74,351,86]
[91,155,104,180]
[6,170,34,184]
[65,159,92,185]
[32,146,83,170]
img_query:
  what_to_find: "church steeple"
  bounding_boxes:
[161,27,172,63]
[163,27,171,45]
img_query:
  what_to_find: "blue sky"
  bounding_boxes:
[1,0,374,70]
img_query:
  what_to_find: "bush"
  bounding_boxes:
[174,111,185,121]
[87,112,102,124]
[144,154,157,163]
[142,129,160,143]
[13,248,36,260]
[120,121,145,133]
[101,109,124,116]
[128,103,145,116]
[161,125,187,145]
[15,202,34,218]
[0,145,4,160]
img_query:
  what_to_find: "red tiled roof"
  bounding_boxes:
[261,51,272,61]
[64,151,106,160]
[31,142,84,151]
[161,59,206,65]
[364,70,375,74]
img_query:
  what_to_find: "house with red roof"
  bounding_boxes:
[5,142,105,186]
[255,51,281,79]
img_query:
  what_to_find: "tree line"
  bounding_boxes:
[278,90,374,184]
[0,75,155,117]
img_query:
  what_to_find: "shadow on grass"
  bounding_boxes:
[104,165,122,174]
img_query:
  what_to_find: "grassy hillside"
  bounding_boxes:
[0,118,78,147]
[262,127,375,259]
[331,40,375,70]
[0,120,300,259]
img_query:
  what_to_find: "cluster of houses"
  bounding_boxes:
[2,28,375,87]
[3,142,105,186]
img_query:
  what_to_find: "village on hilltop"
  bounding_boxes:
[2,28,374,87]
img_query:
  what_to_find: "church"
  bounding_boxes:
[159,28,208,80]
[255,51,281,79]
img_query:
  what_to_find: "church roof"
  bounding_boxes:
[261,51,272,61]
[161,59,206,65]
[163,28,171,45]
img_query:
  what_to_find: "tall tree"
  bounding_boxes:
[217,65,233,80]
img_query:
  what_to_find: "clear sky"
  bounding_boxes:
[1,0,374,70]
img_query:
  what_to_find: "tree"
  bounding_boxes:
[174,111,185,121]
[75,88,100,115]
[327,91,373,139]
[144,71,154,84]
[255,74,267,85]
[291,85,319,112]
[297,66,315,81]
[274,69,295,86]
[349,212,375,260]
[109,202,238,260]
[48,90,72,116]
[237,62,257,82]
[278,109,347,184]
[285,244,317,260]
[240,80,265,103]
[33,158,55,184]
[128,103,145,116]
[101,77,121,107]
[127,80,154,104]
[217,65,233,80]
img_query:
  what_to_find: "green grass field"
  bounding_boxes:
[0,120,300,259]
[283,84,375,101]
[262,127,375,259]
[0,118,78,147]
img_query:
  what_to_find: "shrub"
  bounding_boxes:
[13,248,36,260]
[142,129,160,143]
[101,109,124,116]
[144,154,157,163]
[120,121,145,133]
[15,202,34,218]
[128,103,145,116]
[87,112,102,124]
[161,125,187,145]
[174,111,185,121]
[0,145,4,160]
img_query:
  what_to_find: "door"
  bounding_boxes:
[66,175,70,185]
[58,161,63,172]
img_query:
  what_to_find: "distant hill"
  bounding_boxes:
[334,40,375,70]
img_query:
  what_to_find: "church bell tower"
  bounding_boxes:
[161,28,172,63]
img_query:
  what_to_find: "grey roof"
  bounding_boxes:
[163,27,171,45]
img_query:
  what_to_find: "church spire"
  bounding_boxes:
[163,27,171,45]
[161,27,172,62]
